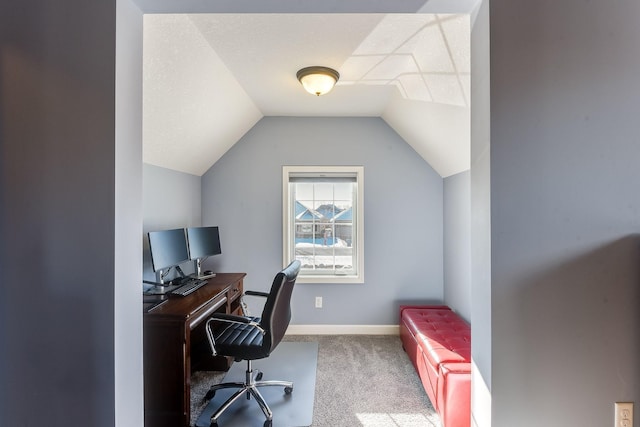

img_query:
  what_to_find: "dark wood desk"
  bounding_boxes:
[143,273,246,427]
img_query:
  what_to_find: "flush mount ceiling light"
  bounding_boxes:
[296,66,340,96]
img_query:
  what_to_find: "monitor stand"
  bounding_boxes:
[194,258,216,280]
[143,280,177,295]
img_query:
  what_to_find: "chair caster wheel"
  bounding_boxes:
[210,422,218,427]
[256,370,263,381]
[284,386,293,394]
[263,420,272,427]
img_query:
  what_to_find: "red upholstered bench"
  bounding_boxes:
[400,305,471,427]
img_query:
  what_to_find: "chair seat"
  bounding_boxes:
[214,317,269,360]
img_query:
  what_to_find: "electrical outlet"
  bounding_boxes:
[615,402,633,427]
[315,296,323,308]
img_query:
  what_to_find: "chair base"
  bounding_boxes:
[205,360,293,427]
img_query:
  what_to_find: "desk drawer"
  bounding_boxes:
[228,279,243,300]
[228,279,243,315]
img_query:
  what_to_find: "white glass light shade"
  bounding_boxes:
[296,66,340,96]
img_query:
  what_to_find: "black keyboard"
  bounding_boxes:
[171,278,208,296]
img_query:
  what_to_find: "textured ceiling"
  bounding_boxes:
[143,14,470,177]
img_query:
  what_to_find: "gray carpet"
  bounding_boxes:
[191,335,441,427]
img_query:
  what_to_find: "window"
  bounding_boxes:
[283,166,364,283]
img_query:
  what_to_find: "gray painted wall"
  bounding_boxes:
[469,2,492,427]
[115,0,144,425]
[142,163,202,282]
[490,0,640,426]
[201,117,444,325]
[0,0,123,425]
[444,171,471,321]
[17,1,640,426]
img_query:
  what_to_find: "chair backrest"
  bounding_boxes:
[259,260,301,354]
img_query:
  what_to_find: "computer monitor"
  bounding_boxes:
[148,228,190,284]
[186,226,221,278]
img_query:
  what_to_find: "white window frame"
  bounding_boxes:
[282,166,364,284]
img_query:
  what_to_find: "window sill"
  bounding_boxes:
[297,275,364,284]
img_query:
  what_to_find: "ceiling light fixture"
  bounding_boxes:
[296,66,340,96]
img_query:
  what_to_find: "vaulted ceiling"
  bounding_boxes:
[143,13,470,177]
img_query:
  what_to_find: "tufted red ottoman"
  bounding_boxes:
[400,305,471,427]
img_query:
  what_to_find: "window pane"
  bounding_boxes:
[292,181,354,274]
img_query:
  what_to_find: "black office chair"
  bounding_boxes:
[203,260,301,427]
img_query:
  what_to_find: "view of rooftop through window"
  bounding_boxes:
[293,181,354,274]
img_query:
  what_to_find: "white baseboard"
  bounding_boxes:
[286,324,399,335]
